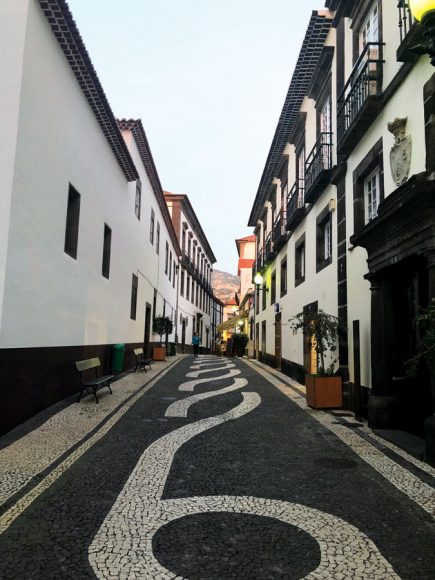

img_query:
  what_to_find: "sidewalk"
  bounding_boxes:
[243,357,435,519]
[0,354,186,510]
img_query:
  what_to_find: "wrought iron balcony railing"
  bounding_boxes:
[272,208,287,251]
[337,42,384,151]
[397,1,423,62]
[286,180,305,231]
[304,132,333,203]
[265,232,276,263]
[398,0,416,44]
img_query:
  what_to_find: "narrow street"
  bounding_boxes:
[1,355,434,579]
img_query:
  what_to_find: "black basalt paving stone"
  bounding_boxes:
[0,356,434,579]
[153,512,321,579]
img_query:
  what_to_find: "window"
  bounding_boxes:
[186,275,190,300]
[365,168,380,223]
[150,209,155,244]
[182,229,186,253]
[169,251,172,279]
[180,270,185,296]
[156,222,160,254]
[270,271,276,305]
[131,274,138,320]
[102,224,112,279]
[165,241,169,274]
[280,258,287,297]
[191,277,195,304]
[262,283,267,311]
[360,2,379,53]
[135,179,141,220]
[64,184,80,259]
[295,235,306,286]
[196,283,199,307]
[316,206,333,272]
[173,260,176,288]
[153,289,157,321]
[352,139,384,234]
[187,238,191,258]
[256,287,259,315]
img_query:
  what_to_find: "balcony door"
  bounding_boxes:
[320,96,332,169]
[359,3,379,53]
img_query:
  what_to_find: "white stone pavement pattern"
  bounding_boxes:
[88,356,400,579]
[0,357,183,534]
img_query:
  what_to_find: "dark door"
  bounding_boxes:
[387,257,431,436]
[275,313,282,370]
[181,320,186,354]
[144,303,152,358]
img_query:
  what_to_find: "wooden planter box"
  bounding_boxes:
[305,375,342,409]
[152,346,166,361]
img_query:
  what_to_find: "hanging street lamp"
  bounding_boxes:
[409,0,435,64]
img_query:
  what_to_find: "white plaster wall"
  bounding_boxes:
[177,208,212,347]
[254,185,338,369]
[0,0,178,348]
[0,0,30,331]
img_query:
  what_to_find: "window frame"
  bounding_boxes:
[135,179,142,220]
[316,205,333,273]
[102,223,112,279]
[130,274,138,320]
[295,234,306,287]
[64,184,81,260]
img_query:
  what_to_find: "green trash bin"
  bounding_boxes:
[112,343,125,373]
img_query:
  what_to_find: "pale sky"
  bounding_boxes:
[68,0,322,274]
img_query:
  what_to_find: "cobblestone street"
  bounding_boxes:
[1,355,435,579]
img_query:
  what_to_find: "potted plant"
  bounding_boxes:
[289,309,344,409]
[152,315,173,361]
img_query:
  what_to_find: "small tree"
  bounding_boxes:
[289,309,344,376]
[153,315,173,345]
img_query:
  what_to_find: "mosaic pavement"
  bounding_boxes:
[0,355,434,579]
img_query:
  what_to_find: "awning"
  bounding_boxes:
[217,315,246,332]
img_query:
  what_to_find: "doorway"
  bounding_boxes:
[275,313,282,370]
[181,319,186,354]
[144,303,152,358]
[385,257,431,436]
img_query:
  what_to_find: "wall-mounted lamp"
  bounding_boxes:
[254,272,269,292]
[410,0,435,65]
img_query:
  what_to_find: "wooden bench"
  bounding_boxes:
[75,357,114,404]
[133,348,152,372]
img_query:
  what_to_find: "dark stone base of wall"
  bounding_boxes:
[280,358,306,385]
[0,341,144,437]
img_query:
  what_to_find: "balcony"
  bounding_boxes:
[286,180,305,231]
[397,1,423,62]
[264,232,276,263]
[272,208,288,252]
[337,42,384,155]
[181,252,195,274]
[304,132,333,204]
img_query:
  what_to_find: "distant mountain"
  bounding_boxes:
[212,269,239,303]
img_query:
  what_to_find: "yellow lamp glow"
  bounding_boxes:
[409,0,435,21]
[254,272,263,285]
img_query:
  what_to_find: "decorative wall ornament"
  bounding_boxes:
[388,117,412,186]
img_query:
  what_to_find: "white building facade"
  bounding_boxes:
[248,1,435,453]
[0,0,194,435]
[164,193,217,354]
